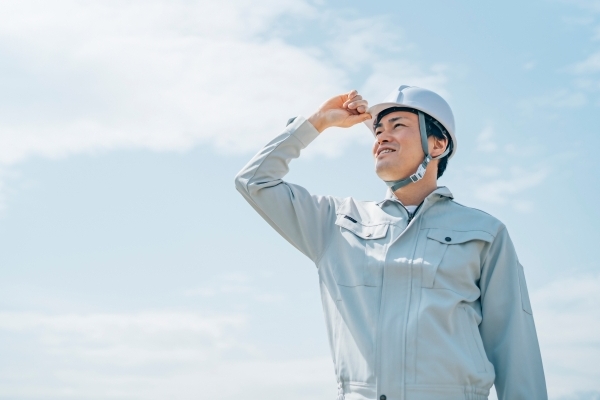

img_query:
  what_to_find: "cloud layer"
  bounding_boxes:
[0,310,334,399]
[0,0,448,164]
[1,275,599,399]
[534,275,600,398]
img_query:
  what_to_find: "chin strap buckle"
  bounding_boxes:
[409,156,430,183]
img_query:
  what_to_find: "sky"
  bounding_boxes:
[0,0,599,399]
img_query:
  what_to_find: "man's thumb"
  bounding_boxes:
[345,113,372,127]
[355,113,372,122]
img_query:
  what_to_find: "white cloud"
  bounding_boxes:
[574,77,600,92]
[532,275,600,398]
[324,14,407,69]
[447,124,549,212]
[0,0,448,166]
[183,272,286,303]
[561,15,595,26]
[559,0,600,13]
[518,90,587,113]
[470,165,548,211]
[0,310,335,399]
[361,61,449,103]
[0,169,14,213]
[594,26,600,41]
[570,51,600,75]
[1,275,599,399]
[0,311,249,364]
[476,126,498,152]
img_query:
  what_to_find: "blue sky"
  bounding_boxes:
[0,1,599,399]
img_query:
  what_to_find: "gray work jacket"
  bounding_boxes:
[234,116,547,400]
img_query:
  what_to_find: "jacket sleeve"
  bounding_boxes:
[234,116,337,263]
[479,225,548,400]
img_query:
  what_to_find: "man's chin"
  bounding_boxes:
[375,165,410,182]
[375,170,402,182]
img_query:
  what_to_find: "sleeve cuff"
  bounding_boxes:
[286,116,320,148]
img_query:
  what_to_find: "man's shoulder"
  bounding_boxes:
[433,199,506,238]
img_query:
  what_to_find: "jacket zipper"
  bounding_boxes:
[402,202,423,225]
[407,211,414,224]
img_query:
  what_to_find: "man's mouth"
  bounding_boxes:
[378,148,396,157]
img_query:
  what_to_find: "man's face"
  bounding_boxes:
[372,111,425,181]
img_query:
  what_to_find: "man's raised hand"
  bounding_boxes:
[308,90,371,133]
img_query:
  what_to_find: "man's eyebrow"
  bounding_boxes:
[388,116,408,123]
[375,116,409,129]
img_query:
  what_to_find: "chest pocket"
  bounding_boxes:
[422,228,494,288]
[333,213,390,287]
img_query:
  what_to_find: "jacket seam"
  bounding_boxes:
[480,224,506,267]
[449,199,498,219]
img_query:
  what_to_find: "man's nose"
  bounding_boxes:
[377,130,391,144]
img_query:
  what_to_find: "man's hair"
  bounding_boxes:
[374,107,452,178]
[423,114,452,178]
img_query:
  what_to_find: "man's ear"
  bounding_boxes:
[429,135,448,158]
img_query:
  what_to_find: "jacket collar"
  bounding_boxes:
[377,186,454,208]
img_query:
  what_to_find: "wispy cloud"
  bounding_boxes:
[594,26,600,41]
[0,311,249,362]
[1,275,598,399]
[362,61,449,103]
[570,51,600,75]
[183,273,286,303]
[452,124,548,213]
[559,0,600,13]
[0,0,447,165]
[475,126,498,153]
[471,166,548,212]
[532,274,600,398]
[0,0,335,162]
[0,310,334,399]
[518,89,587,113]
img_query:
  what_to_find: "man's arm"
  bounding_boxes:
[234,117,334,261]
[479,226,548,399]
[234,90,371,262]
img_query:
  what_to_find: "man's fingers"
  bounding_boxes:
[343,89,359,104]
[343,94,362,108]
[346,99,368,111]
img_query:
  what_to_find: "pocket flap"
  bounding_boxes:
[335,214,389,239]
[427,228,494,245]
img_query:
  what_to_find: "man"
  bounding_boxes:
[235,86,547,400]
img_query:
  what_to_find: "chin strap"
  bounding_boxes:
[384,111,449,192]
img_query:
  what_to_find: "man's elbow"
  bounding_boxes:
[234,169,252,195]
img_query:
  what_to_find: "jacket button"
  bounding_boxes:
[380,395,386,400]
[445,237,451,242]
[366,233,372,237]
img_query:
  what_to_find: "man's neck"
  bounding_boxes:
[392,178,438,206]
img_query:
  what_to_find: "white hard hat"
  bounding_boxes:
[365,85,457,159]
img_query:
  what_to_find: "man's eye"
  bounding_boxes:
[375,131,381,136]
[394,123,404,128]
